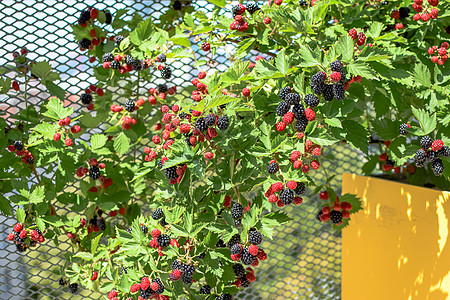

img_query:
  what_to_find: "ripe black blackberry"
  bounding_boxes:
[89,166,100,180]
[126,227,132,234]
[78,10,90,25]
[292,103,305,119]
[216,239,226,248]
[310,72,326,85]
[420,136,433,149]
[120,266,128,275]
[110,61,120,69]
[241,248,256,265]
[195,252,206,260]
[432,158,444,176]
[304,94,319,107]
[153,277,164,294]
[330,60,343,72]
[233,263,245,277]
[311,83,324,96]
[285,93,301,105]
[69,283,78,294]
[240,276,251,287]
[438,146,450,157]
[104,10,112,24]
[97,218,106,231]
[300,0,308,7]
[200,285,211,294]
[205,113,216,127]
[79,38,91,49]
[15,232,24,243]
[247,3,259,14]
[158,54,167,62]
[114,35,124,45]
[152,208,164,220]
[195,118,208,132]
[385,159,395,167]
[399,7,410,18]
[295,116,309,132]
[339,72,347,84]
[141,224,148,234]
[124,99,135,112]
[124,55,134,65]
[157,234,170,247]
[157,83,168,94]
[140,289,152,299]
[181,263,195,276]
[164,166,178,179]
[231,203,243,219]
[234,219,242,227]
[27,157,34,165]
[29,240,37,247]
[276,101,290,116]
[160,66,172,79]
[58,277,66,286]
[80,93,92,105]
[217,115,229,131]
[181,273,193,284]
[15,243,27,252]
[399,123,409,135]
[330,210,343,224]
[173,0,182,10]
[102,53,114,62]
[323,84,334,101]
[280,188,294,205]
[333,84,345,101]
[172,260,182,270]
[426,151,439,162]
[414,149,426,164]
[227,234,241,248]
[294,182,306,195]
[14,141,23,150]
[230,243,242,255]
[267,162,279,175]
[279,87,291,100]
[159,218,168,227]
[316,210,324,221]
[132,60,143,71]
[179,112,188,119]
[248,228,262,245]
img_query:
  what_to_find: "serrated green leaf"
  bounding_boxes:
[30,186,45,204]
[347,61,376,78]
[35,217,46,233]
[16,208,26,223]
[275,48,290,75]
[91,134,108,150]
[206,0,226,7]
[371,119,399,140]
[74,252,93,261]
[411,107,436,135]
[299,45,321,67]
[114,132,130,156]
[32,123,59,139]
[325,118,342,128]
[129,17,154,45]
[412,63,431,87]
[336,34,354,63]
[342,120,369,154]
[169,34,191,48]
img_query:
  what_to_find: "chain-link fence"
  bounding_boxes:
[0,1,365,299]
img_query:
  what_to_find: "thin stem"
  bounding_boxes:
[32,166,41,185]
[24,73,28,108]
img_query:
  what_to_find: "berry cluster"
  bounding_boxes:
[428,42,449,65]
[102,53,151,73]
[59,277,79,294]
[51,114,83,147]
[229,3,259,32]
[264,181,305,207]
[290,139,322,173]
[275,86,311,133]
[414,136,448,176]
[121,276,167,300]
[412,0,439,22]
[80,84,104,110]
[316,192,353,225]
[6,223,45,253]
[7,140,34,165]
[348,28,367,46]
[309,60,349,103]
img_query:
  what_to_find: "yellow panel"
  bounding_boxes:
[342,173,450,300]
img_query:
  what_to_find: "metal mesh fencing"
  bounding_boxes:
[0,1,365,299]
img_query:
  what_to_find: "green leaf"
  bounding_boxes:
[0,195,13,216]
[367,22,384,39]
[45,82,66,99]
[347,61,376,78]
[236,38,255,59]
[169,34,191,48]
[221,61,250,83]
[16,208,26,223]
[0,77,12,95]
[336,34,354,63]
[342,120,369,154]
[259,122,272,151]
[91,134,108,150]
[129,17,154,45]
[43,97,73,120]
[206,0,226,7]
[114,132,130,156]
[371,119,399,140]
[163,155,190,169]
[204,95,238,111]
[411,107,436,135]
[324,118,342,128]
[30,186,45,204]
[32,123,59,139]
[74,252,93,261]
[299,45,321,67]
[275,48,290,75]
[35,217,46,233]
[31,61,53,80]
[412,63,431,87]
